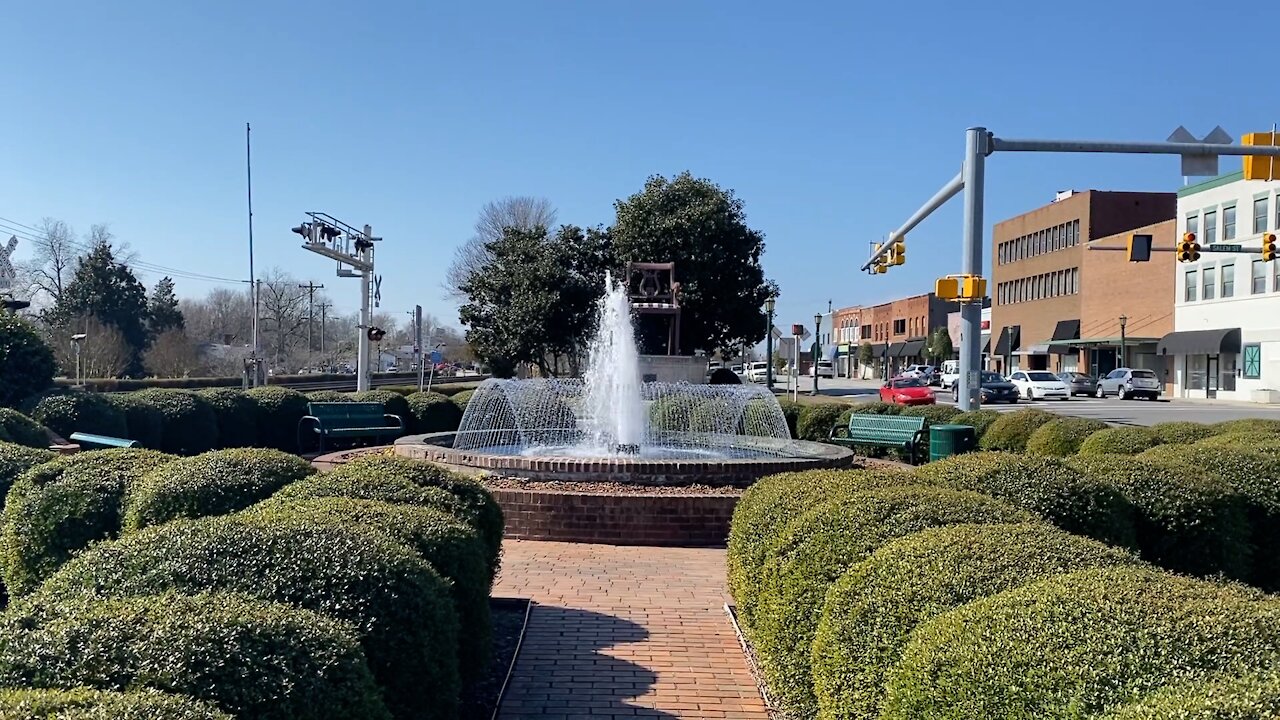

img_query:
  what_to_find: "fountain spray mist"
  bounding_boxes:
[583,272,647,453]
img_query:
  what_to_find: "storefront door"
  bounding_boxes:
[1207,355,1219,399]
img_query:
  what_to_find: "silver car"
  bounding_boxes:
[1096,367,1161,400]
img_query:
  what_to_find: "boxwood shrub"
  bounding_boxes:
[1214,418,1280,435]
[811,523,1141,720]
[1198,431,1280,459]
[306,389,351,404]
[0,591,387,720]
[1096,670,1280,720]
[352,389,412,427]
[1024,417,1109,457]
[0,312,56,409]
[130,389,219,455]
[849,401,903,416]
[1151,420,1219,445]
[947,409,1000,440]
[197,388,259,448]
[881,567,1280,720]
[1067,454,1250,579]
[124,448,316,531]
[269,473,473,539]
[797,403,847,441]
[405,391,463,434]
[245,496,491,682]
[915,452,1136,548]
[0,442,54,504]
[0,687,232,720]
[1139,444,1280,589]
[451,389,475,412]
[897,404,961,423]
[35,515,460,720]
[776,398,803,438]
[325,455,502,573]
[978,407,1056,452]
[0,408,50,449]
[1077,426,1162,456]
[726,467,919,631]
[105,392,165,449]
[246,386,310,451]
[751,485,1036,716]
[1,448,177,596]
[23,391,127,441]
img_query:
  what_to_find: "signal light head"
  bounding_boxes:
[319,224,342,241]
[291,223,313,240]
[1264,232,1278,261]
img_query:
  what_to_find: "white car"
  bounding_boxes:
[745,361,771,383]
[809,360,835,378]
[1008,370,1070,400]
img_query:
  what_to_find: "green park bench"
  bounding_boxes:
[828,414,929,465]
[298,402,405,453]
[69,432,139,450]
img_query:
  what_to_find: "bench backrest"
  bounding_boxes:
[69,432,139,449]
[845,414,927,443]
[308,402,395,429]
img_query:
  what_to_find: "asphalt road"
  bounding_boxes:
[768,375,1280,427]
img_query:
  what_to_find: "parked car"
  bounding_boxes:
[952,371,1019,404]
[1096,367,1162,400]
[745,361,771,383]
[1057,371,1097,397]
[879,376,936,406]
[810,360,835,378]
[1008,370,1071,401]
[938,360,960,389]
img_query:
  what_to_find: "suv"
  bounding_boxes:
[810,360,835,378]
[902,364,937,385]
[1096,367,1161,400]
[745,361,771,383]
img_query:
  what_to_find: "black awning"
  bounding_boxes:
[1156,328,1242,356]
[875,344,890,358]
[899,339,926,358]
[982,338,990,354]
[1048,319,1081,354]
[993,327,1011,355]
[887,342,906,357]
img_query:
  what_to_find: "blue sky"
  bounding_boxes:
[4,0,1273,334]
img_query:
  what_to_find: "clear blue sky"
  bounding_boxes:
[4,0,1272,334]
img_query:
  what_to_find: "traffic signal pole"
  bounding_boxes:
[358,224,373,392]
[958,127,988,411]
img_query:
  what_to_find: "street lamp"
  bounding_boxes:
[1118,315,1128,368]
[812,312,822,395]
[764,297,776,391]
[70,333,86,387]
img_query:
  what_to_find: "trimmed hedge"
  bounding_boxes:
[36,515,460,720]
[270,472,473,535]
[105,392,165,449]
[325,455,502,574]
[897,404,961,423]
[1024,417,1109,456]
[0,591,388,720]
[811,523,1141,720]
[246,386,310,451]
[751,485,1036,716]
[352,389,412,427]
[1097,670,1280,720]
[1,448,176,596]
[978,407,1056,451]
[1077,426,1162,456]
[1151,420,1220,445]
[0,442,54,505]
[245,496,491,682]
[124,448,316,531]
[1139,444,1280,589]
[0,687,232,720]
[882,567,1280,720]
[405,391,463,434]
[776,398,803,438]
[726,468,919,631]
[947,409,1000,440]
[915,452,1137,548]
[797,403,846,441]
[306,389,351,404]
[0,312,56,409]
[1214,418,1280,435]
[23,391,127,441]
[849,401,903,416]
[196,388,259,448]
[1198,431,1280,458]
[451,389,475,412]
[0,408,49,449]
[130,389,219,455]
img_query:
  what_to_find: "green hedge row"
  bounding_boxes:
[0,686,233,719]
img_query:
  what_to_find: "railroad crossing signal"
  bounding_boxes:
[1243,132,1280,181]
[1264,233,1278,262]
[1177,233,1202,263]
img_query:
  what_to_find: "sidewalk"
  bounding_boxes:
[493,540,769,719]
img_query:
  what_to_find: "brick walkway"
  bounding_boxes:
[494,540,770,719]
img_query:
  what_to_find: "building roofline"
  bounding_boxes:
[1177,170,1245,198]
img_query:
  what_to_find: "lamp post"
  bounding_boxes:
[1118,315,1128,368]
[764,297,775,390]
[71,333,86,388]
[812,312,822,395]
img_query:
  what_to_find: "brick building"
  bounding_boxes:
[859,292,952,376]
[831,305,866,377]
[991,190,1176,375]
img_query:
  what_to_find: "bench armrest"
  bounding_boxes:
[384,414,405,430]
[829,422,849,440]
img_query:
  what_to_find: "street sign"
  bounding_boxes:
[1206,244,1243,253]
[430,350,442,364]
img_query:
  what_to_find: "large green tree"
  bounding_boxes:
[147,276,185,334]
[459,224,612,377]
[46,241,150,376]
[610,171,772,355]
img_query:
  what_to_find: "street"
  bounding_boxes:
[771,375,1280,427]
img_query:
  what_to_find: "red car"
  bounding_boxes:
[879,376,936,406]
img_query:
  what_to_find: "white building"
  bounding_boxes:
[1163,171,1280,402]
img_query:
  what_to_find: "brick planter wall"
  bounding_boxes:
[493,488,740,547]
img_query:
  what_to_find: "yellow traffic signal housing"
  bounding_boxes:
[935,277,960,300]
[1264,233,1278,262]
[1177,232,1201,263]
[962,275,987,299]
[1244,132,1279,181]
[891,240,905,266]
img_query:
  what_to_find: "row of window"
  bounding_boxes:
[997,220,1081,265]
[870,315,929,342]
[1185,193,1280,244]
[1183,259,1280,302]
[996,267,1080,306]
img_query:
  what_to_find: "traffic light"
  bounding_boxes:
[871,243,888,274]
[291,222,317,243]
[318,224,342,242]
[1264,233,1278,262]
[935,276,960,300]
[366,326,386,342]
[1177,232,1201,263]
[1243,132,1279,181]
[961,275,987,299]
[1127,233,1153,262]
[890,239,905,266]
[936,274,986,302]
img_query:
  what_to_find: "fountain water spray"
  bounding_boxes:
[582,272,646,453]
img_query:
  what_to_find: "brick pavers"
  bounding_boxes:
[494,540,769,719]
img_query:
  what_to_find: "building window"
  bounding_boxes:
[1187,214,1199,239]
[1243,344,1262,379]
[1256,197,1270,234]
[1185,268,1198,301]
[1253,260,1267,294]
[1203,266,1216,300]
[893,318,906,334]
[1222,263,1234,298]
[1203,210,1217,244]
[1072,267,1080,294]
[1224,205,1237,240]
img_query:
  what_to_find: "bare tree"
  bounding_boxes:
[258,268,309,370]
[143,329,205,377]
[182,287,254,347]
[47,315,132,379]
[22,218,83,307]
[444,196,557,299]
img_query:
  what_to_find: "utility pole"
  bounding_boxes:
[298,281,324,372]
[316,302,331,366]
[246,122,263,387]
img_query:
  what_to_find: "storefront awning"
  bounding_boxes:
[982,337,990,354]
[993,325,1020,355]
[1047,319,1081,354]
[875,344,890,358]
[1013,344,1050,356]
[899,339,926,358]
[887,342,906,357]
[1156,328,1242,356]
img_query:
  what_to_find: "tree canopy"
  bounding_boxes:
[45,241,150,376]
[148,276,185,334]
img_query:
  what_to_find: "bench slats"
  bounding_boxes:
[828,413,928,464]
[300,402,404,453]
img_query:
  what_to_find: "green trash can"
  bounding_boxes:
[929,423,978,463]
